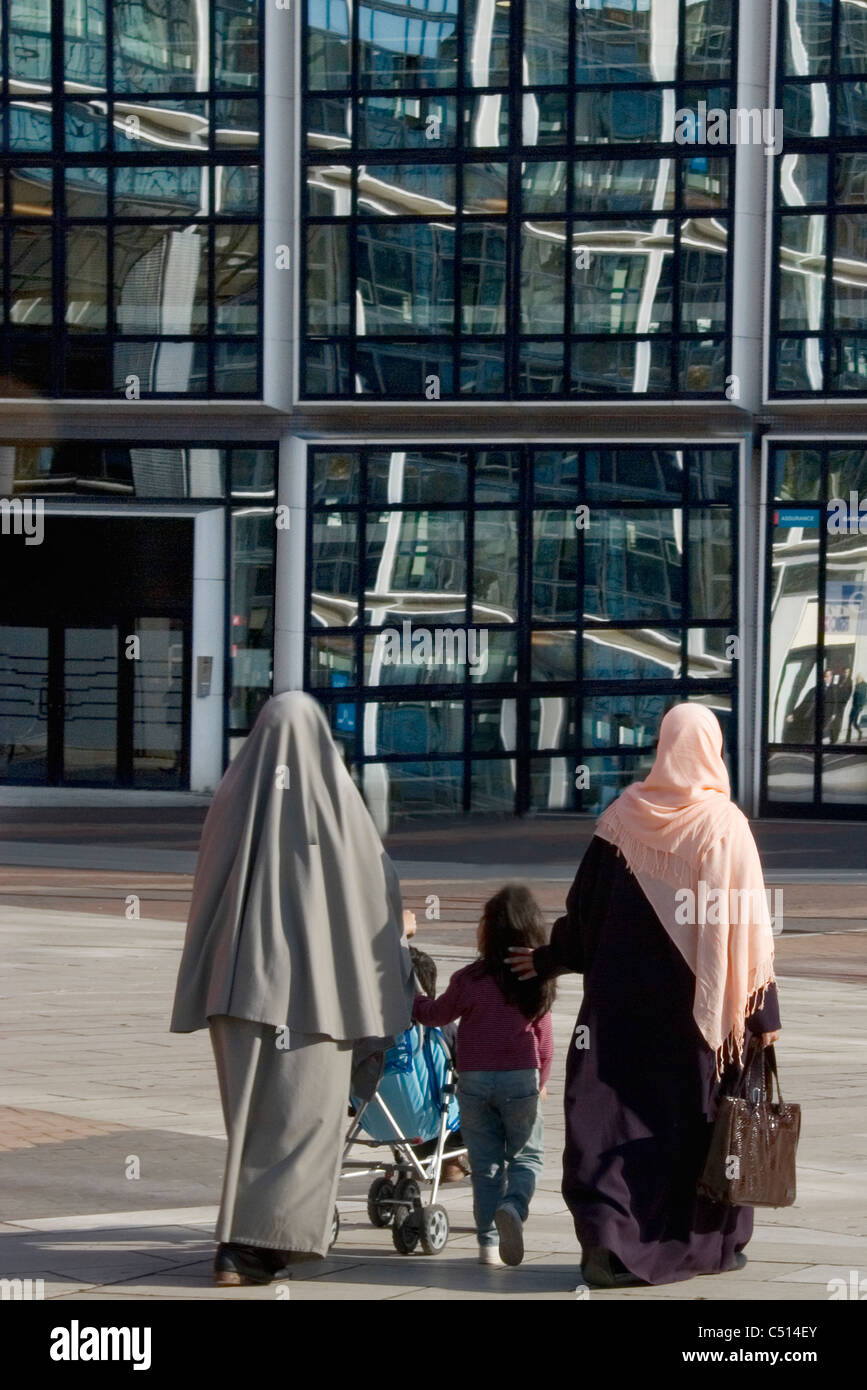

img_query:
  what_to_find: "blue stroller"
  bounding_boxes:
[339,1023,466,1255]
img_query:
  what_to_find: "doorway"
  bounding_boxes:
[0,517,193,789]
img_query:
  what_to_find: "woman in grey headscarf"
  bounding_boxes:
[171,691,414,1286]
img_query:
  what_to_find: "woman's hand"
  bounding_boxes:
[402,909,417,938]
[759,1030,781,1047]
[540,1086,547,1102]
[507,946,537,979]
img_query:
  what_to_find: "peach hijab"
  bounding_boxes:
[595,703,776,1075]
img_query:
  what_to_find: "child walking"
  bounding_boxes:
[412,884,555,1266]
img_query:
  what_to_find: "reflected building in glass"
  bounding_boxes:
[3,1,867,823]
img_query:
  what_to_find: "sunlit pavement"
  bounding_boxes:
[1,849,865,1300]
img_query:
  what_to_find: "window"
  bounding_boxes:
[306,444,738,827]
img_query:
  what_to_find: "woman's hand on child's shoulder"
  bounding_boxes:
[507,946,537,979]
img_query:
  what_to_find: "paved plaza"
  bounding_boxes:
[0,817,865,1302]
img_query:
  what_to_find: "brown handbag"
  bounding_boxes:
[698,1041,801,1207]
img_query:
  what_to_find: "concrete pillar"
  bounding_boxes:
[273,432,308,692]
[190,508,225,792]
[261,0,296,411]
[732,0,774,814]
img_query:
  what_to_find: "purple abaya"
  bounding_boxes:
[533,835,781,1286]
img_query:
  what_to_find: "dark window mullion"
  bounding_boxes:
[816,447,829,806]
[464,451,474,811]
[575,447,585,809]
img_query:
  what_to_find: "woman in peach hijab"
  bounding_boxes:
[510,703,781,1287]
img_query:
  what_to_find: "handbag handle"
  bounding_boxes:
[732,1038,783,1104]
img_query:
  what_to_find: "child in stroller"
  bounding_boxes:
[339,945,468,1255]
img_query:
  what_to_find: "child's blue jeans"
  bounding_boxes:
[457,1069,545,1247]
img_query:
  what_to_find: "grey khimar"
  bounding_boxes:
[171,691,414,1040]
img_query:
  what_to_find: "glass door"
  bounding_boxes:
[0,625,50,782]
[63,626,119,784]
[0,617,188,787]
[131,617,186,788]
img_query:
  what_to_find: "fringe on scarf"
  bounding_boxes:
[712,976,775,1081]
[596,804,696,889]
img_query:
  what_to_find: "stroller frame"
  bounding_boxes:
[339,1032,468,1255]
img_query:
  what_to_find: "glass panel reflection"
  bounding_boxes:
[574,159,675,213]
[64,625,118,783]
[583,693,669,749]
[230,509,274,730]
[767,749,814,802]
[357,223,456,333]
[825,530,867,747]
[310,512,359,626]
[473,511,518,621]
[583,627,682,679]
[471,700,516,752]
[582,753,656,815]
[778,214,826,331]
[113,0,209,93]
[532,511,578,619]
[132,617,184,787]
[531,629,576,681]
[0,626,49,782]
[465,0,510,87]
[359,0,459,90]
[767,514,819,743]
[366,510,467,604]
[370,699,464,754]
[530,695,576,751]
[309,634,356,688]
[113,226,208,334]
[689,509,732,619]
[822,753,867,801]
[572,220,674,334]
[782,0,831,75]
[367,449,468,504]
[585,510,683,620]
[471,758,516,813]
[361,759,464,827]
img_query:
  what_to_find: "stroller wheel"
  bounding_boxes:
[329,1206,340,1248]
[419,1204,449,1256]
[367,1177,396,1228]
[394,1177,421,1211]
[392,1211,420,1255]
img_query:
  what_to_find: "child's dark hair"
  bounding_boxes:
[410,945,437,999]
[478,883,556,1021]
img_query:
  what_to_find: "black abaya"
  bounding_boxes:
[533,836,781,1286]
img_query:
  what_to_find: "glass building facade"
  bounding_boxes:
[2,1,867,823]
[307,444,737,823]
[0,0,262,397]
[302,0,734,397]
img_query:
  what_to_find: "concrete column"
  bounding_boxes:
[261,0,296,411]
[190,508,225,792]
[272,432,307,692]
[737,439,766,817]
[730,0,773,414]
[732,0,774,814]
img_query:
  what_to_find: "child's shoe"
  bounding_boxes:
[494,1202,524,1266]
[478,1244,504,1266]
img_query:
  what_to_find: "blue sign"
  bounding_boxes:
[331,670,355,732]
[775,508,820,528]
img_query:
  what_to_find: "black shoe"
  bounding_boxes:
[580,1247,644,1288]
[734,1252,748,1271]
[213,1243,291,1287]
